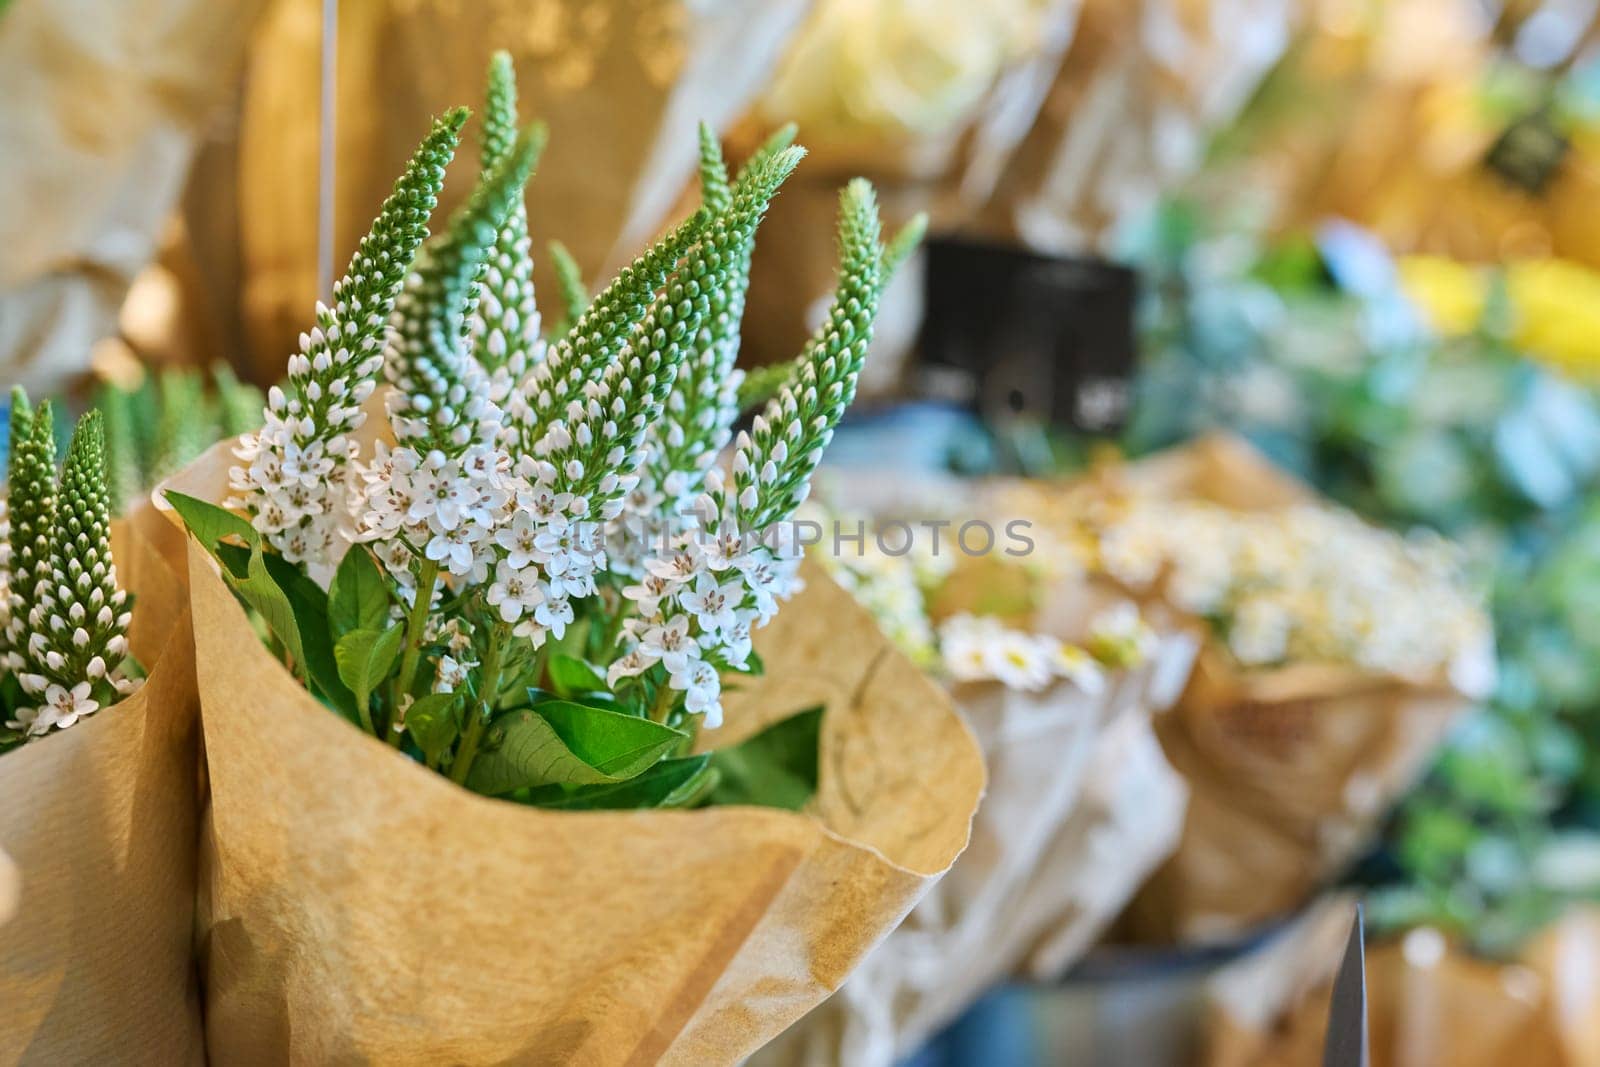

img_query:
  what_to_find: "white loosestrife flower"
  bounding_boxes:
[625,177,900,726]
[228,111,467,579]
[3,406,138,743]
[171,54,904,790]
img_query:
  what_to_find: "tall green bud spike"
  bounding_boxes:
[230,110,465,563]
[271,108,466,449]
[731,177,884,531]
[471,53,545,384]
[513,208,706,453]
[388,123,545,453]
[8,386,32,468]
[32,410,130,703]
[640,142,807,514]
[6,398,59,663]
[481,51,520,171]
[547,240,588,331]
[95,379,142,514]
[697,122,732,214]
[734,123,799,186]
[537,144,806,513]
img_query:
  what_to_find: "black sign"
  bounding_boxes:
[914,237,1138,435]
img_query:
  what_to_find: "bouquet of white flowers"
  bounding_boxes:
[1027,435,1496,942]
[159,55,983,1063]
[1,391,203,1064]
[754,478,1195,1067]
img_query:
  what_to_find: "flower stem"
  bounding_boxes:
[451,620,509,786]
[389,556,440,746]
[648,680,677,724]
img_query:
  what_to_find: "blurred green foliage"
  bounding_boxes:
[97,363,264,511]
[1120,199,1600,955]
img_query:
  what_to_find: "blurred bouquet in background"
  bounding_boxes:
[756,476,1192,1066]
[1121,193,1600,954]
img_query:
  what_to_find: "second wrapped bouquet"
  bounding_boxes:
[160,57,982,1064]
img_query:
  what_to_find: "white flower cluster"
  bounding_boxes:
[353,438,600,646]
[609,495,804,727]
[10,574,136,736]
[227,110,465,581]
[1093,497,1491,679]
[940,614,1106,694]
[810,501,1151,695]
[228,332,378,576]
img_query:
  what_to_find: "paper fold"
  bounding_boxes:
[0,518,204,1066]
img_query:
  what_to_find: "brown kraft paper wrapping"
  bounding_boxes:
[756,636,1194,1067]
[169,434,985,1065]
[1111,436,1484,942]
[1206,899,1600,1067]
[0,521,204,1066]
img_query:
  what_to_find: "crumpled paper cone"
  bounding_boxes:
[1105,436,1486,943]
[163,435,984,1065]
[752,602,1198,1066]
[1205,898,1597,1067]
[0,521,204,1066]
[1135,651,1467,942]
[1024,694,1191,979]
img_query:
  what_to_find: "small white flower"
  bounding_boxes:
[434,655,473,694]
[640,616,695,674]
[678,571,745,636]
[534,595,575,639]
[486,560,545,623]
[28,682,100,735]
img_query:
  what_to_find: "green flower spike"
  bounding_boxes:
[728,178,891,531]
[536,144,806,517]
[470,53,545,387]
[229,110,466,563]
[387,121,546,455]
[5,393,58,668]
[638,131,797,514]
[16,411,134,734]
[511,207,708,455]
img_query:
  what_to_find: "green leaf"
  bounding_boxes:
[465,702,684,796]
[164,490,258,550]
[707,705,824,811]
[535,700,685,777]
[661,763,721,808]
[334,624,403,718]
[524,755,713,810]
[329,547,392,638]
[208,538,306,686]
[405,692,460,766]
[547,654,607,698]
[465,708,616,795]
[217,543,352,713]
